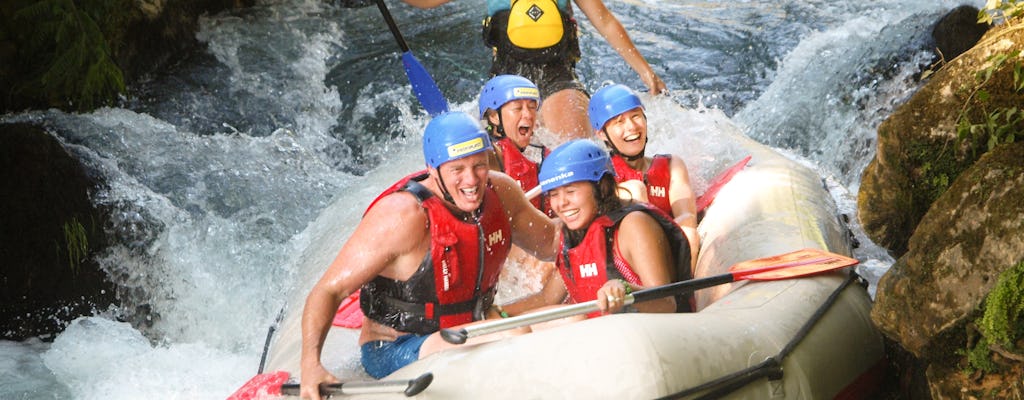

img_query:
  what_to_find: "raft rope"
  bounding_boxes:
[657,270,865,400]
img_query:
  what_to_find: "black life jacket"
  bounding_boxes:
[482,0,581,64]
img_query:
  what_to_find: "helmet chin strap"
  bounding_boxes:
[435,173,456,204]
[602,130,646,161]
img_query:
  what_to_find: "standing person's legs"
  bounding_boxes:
[540,88,591,141]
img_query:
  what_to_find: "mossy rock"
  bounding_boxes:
[858,22,1024,257]
[872,139,1024,364]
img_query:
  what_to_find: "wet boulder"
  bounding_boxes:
[0,123,115,340]
[858,19,1023,257]
[872,141,1024,357]
[931,5,989,62]
[872,141,1024,397]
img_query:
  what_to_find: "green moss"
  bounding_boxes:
[906,139,969,206]
[963,335,999,373]
[980,261,1024,347]
[964,261,1024,372]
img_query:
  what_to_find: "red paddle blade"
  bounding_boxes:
[333,292,365,328]
[696,155,752,212]
[728,248,858,281]
[227,371,289,400]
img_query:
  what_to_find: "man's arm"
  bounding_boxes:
[573,0,666,94]
[490,172,561,261]
[299,192,427,400]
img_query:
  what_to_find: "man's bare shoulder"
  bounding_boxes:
[363,190,426,226]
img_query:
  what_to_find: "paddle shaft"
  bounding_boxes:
[440,254,849,344]
[441,271,732,343]
[375,0,410,52]
[279,372,433,397]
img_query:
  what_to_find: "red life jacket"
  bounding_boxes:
[494,138,552,214]
[360,171,512,334]
[556,204,693,314]
[611,154,673,216]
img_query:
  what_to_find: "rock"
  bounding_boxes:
[858,21,1024,257]
[872,141,1024,357]
[932,5,989,62]
[0,123,116,340]
[872,141,1024,396]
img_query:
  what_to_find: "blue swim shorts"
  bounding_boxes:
[360,333,430,379]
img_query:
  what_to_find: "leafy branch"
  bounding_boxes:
[12,0,126,111]
[955,2,1024,154]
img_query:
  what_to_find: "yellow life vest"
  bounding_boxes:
[506,0,564,49]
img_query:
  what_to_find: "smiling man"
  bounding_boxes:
[298,112,560,400]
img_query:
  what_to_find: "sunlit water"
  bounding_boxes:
[0,0,973,398]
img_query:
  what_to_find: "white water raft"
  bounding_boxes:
[260,112,886,399]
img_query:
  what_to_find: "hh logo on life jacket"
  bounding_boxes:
[650,185,666,198]
[579,263,598,278]
[488,230,504,248]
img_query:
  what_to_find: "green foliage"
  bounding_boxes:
[956,50,1024,154]
[962,261,1024,373]
[979,261,1024,347]
[956,2,1024,155]
[909,142,958,204]
[12,0,127,111]
[963,335,1000,373]
[60,216,90,276]
[978,0,1024,25]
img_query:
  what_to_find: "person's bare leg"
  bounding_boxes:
[540,88,591,141]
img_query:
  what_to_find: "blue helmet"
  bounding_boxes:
[478,75,541,119]
[422,112,492,168]
[588,84,644,131]
[538,140,613,192]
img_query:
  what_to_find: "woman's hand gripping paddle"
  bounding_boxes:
[374,0,449,116]
[228,371,433,399]
[440,248,858,344]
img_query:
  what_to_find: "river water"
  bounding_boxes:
[0,0,973,398]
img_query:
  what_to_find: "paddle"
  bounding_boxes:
[439,248,858,344]
[228,371,433,399]
[695,155,751,212]
[374,0,449,116]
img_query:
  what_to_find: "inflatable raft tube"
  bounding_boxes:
[260,115,885,399]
